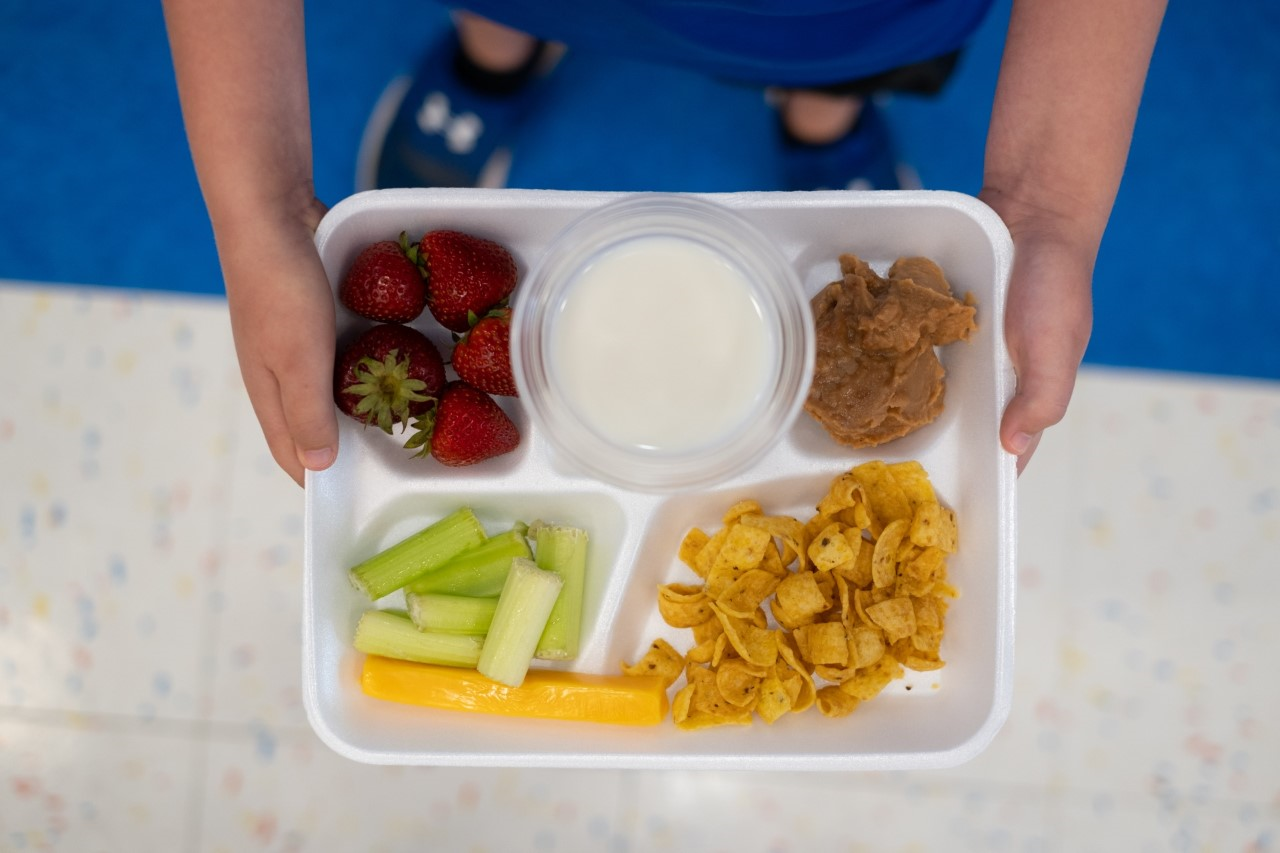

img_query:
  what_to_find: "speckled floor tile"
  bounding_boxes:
[192,729,629,853]
[204,386,310,729]
[0,285,240,722]
[621,770,1055,852]
[1053,787,1279,853]
[1055,371,1280,803]
[0,712,198,853]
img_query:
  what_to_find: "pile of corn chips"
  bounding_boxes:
[622,460,958,729]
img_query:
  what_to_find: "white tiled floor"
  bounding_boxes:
[1,283,1277,852]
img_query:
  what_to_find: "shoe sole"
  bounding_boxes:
[355,74,412,193]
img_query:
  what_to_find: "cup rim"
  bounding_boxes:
[512,193,814,492]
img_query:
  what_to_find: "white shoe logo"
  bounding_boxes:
[416,92,484,155]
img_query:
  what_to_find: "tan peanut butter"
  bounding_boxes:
[804,254,976,447]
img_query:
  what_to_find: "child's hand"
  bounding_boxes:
[977,0,1166,474]
[222,199,338,486]
[981,188,1094,474]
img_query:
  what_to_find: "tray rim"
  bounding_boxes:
[303,187,1018,771]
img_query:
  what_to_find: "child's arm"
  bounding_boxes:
[163,0,338,485]
[981,0,1167,471]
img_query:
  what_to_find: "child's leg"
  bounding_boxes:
[775,51,961,191]
[455,12,540,74]
[778,90,864,145]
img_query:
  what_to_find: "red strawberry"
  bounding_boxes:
[452,307,517,396]
[334,323,446,433]
[405,382,520,466]
[419,230,518,332]
[339,233,426,323]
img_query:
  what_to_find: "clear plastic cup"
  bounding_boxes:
[512,194,814,491]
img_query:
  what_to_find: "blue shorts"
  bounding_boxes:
[450,0,994,89]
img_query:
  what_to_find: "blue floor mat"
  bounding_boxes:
[1,0,1278,379]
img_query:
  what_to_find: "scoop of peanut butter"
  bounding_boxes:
[804,254,976,448]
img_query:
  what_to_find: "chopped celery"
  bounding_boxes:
[477,557,563,687]
[353,609,483,667]
[348,507,486,601]
[404,527,531,597]
[406,592,497,635]
[533,524,589,661]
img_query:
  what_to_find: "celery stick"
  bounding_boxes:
[348,507,486,601]
[404,528,531,597]
[533,524,589,661]
[406,592,497,635]
[477,558,563,687]
[353,610,484,667]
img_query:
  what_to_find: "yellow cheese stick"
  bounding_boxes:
[361,655,669,726]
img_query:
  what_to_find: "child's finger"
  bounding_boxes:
[994,226,1093,476]
[999,354,1075,473]
[241,366,307,486]
[277,349,338,480]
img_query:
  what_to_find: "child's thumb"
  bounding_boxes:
[1000,360,1076,473]
[281,378,339,478]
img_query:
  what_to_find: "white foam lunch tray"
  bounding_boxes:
[303,188,1017,771]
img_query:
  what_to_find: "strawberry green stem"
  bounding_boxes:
[344,349,429,434]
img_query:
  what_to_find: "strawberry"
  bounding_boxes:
[419,230,518,332]
[452,307,517,396]
[405,382,520,467]
[334,323,446,433]
[339,233,426,323]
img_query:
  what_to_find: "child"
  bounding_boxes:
[360,9,974,193]
[161,0,1167,484]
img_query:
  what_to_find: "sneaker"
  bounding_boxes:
[778,99,909,191]
[356,32,558,191]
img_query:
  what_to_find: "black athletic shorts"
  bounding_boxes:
[800,49,961,98]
